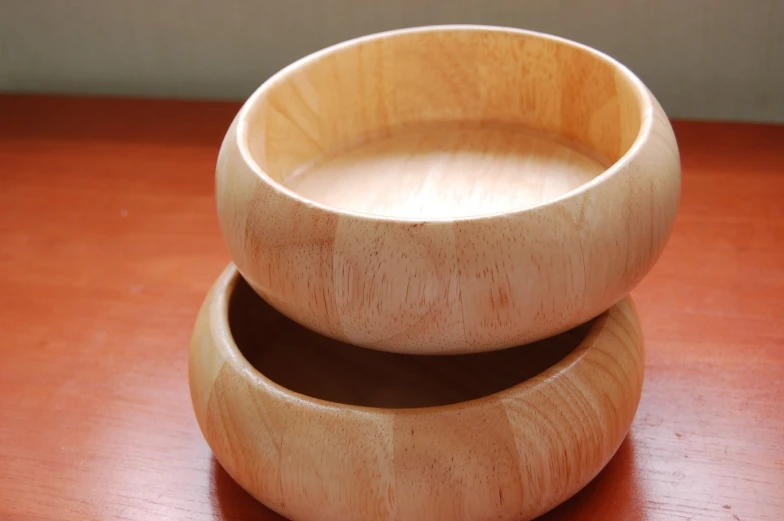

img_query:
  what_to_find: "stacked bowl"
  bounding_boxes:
[189,25,680,521]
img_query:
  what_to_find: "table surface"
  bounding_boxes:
[1,94,782,521]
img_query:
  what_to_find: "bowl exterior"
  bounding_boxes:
[215,97,679,354]
[189,264,646,521]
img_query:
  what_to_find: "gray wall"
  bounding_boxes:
[1,0,782,122]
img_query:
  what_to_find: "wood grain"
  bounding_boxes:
[216,26,681,355]
[0,94,782,521]
[190,264,644,521]
[285,121,606,219]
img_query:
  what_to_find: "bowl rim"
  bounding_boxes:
[208,263,627,416]
[231,24,656,224]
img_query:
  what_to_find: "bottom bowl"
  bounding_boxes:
[189,264,645,521]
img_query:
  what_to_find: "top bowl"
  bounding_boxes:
[215,25,680,354]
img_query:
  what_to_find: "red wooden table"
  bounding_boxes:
[1,95,782,520]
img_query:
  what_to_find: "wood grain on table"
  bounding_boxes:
[1,95,782,521]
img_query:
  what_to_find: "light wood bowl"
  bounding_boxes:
[189,264,646,521]
[216,24,680,354]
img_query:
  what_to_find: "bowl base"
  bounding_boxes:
[284,120,607,219]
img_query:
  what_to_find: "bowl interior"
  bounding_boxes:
[241,26,645,219]
[229,276,595,408]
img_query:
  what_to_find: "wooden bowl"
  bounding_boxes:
[189,264,646,521]
[215,24,680,354]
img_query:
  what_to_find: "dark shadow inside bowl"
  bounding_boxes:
[229,277,594,409]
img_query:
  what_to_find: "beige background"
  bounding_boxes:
[1,0,782,122]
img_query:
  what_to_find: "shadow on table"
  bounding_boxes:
[212,458,286,521]
[212,435,643,521]
[538,435,644,520]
